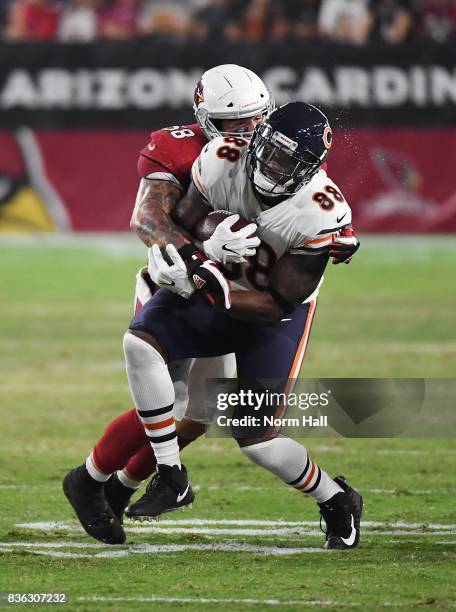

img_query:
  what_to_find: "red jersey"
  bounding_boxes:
[137,124,207,192]
[137,122,328,189]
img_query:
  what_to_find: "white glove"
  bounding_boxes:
[148,244,194,299]
[133,266,154,314]
[203,214,261,264]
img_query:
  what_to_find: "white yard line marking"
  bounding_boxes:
[2,483,448,495]
[5,528,456,543]
[2,527,455,561]
[132,543,324,555]
[120,528,456,537]
[78,596,341,606]
[0,542,325,558]
[16,521,82,531]
[15,519,456,531]
[130,527,319,536]
[29,550,130,559]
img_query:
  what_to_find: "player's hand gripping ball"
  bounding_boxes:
[195,211,260,265]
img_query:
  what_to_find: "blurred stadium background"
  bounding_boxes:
[0,0,455,233]
[1,2,456,608]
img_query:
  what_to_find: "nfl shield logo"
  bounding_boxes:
[193,274,206,289]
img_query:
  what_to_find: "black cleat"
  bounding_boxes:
[63,465,126,545]
[125,464,194,520]
[318,476,363,550]
[104,473,136,524]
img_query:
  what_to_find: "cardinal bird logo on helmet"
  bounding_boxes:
[194,80,204,108]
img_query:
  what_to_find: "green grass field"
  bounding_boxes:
[0,235,455,611]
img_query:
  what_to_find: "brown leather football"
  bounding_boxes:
[193,210,255,242]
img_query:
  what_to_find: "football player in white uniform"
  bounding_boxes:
[124,102,362,550]
[62,64,273,545]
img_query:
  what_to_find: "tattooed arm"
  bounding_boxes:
[130,179,190,248]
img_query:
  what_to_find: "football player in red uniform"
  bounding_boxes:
[63,65,273,545]
[124,101,363,549]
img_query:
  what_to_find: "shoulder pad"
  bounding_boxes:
[292,173,352,249]
[191,136,239,198]
[138,124,206,187]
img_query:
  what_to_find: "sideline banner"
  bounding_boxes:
[0,42,455,128]
[1,128,454,232]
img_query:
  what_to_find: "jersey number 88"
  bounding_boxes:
[216,137,248,163]
[312,185,345,211]
[164,126,195,139]
[222,241,276,291]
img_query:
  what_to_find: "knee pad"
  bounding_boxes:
[123,332,175,409]
[240,438,277,471]
[123,332,165,372]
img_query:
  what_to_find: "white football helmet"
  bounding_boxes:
[193,64,274,141]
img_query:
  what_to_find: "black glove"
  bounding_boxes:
[178,244,231,309]
[329,227,360,264]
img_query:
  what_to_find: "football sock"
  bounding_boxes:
[85,452,110,483]
[92,408,147,476]
[123,332,181,468]
[123,442,157,482]
[117,469,142,490]
[241,436,343,503]
[125,435,193,481]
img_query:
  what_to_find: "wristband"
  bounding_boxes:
[178,244,207,266]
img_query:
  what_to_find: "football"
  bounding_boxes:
[193,210,256,242]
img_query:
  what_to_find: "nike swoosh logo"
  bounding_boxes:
[161,280,175,287]
[221,244,238,255]
[177,484,189,503]
[148,143,156,151]
[341,515,357,546]
[336,213,347,224]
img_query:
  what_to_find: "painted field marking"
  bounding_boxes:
[12,524,325,538]
[0,541,120,549]
[0,541,325,558]
[76,595,430,608]
[3,515,456,561]
[15,519,456,531]
[78,595,345,607]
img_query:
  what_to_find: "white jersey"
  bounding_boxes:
[191,136,352,297]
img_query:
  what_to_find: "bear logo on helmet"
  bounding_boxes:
[323,126,333,150]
